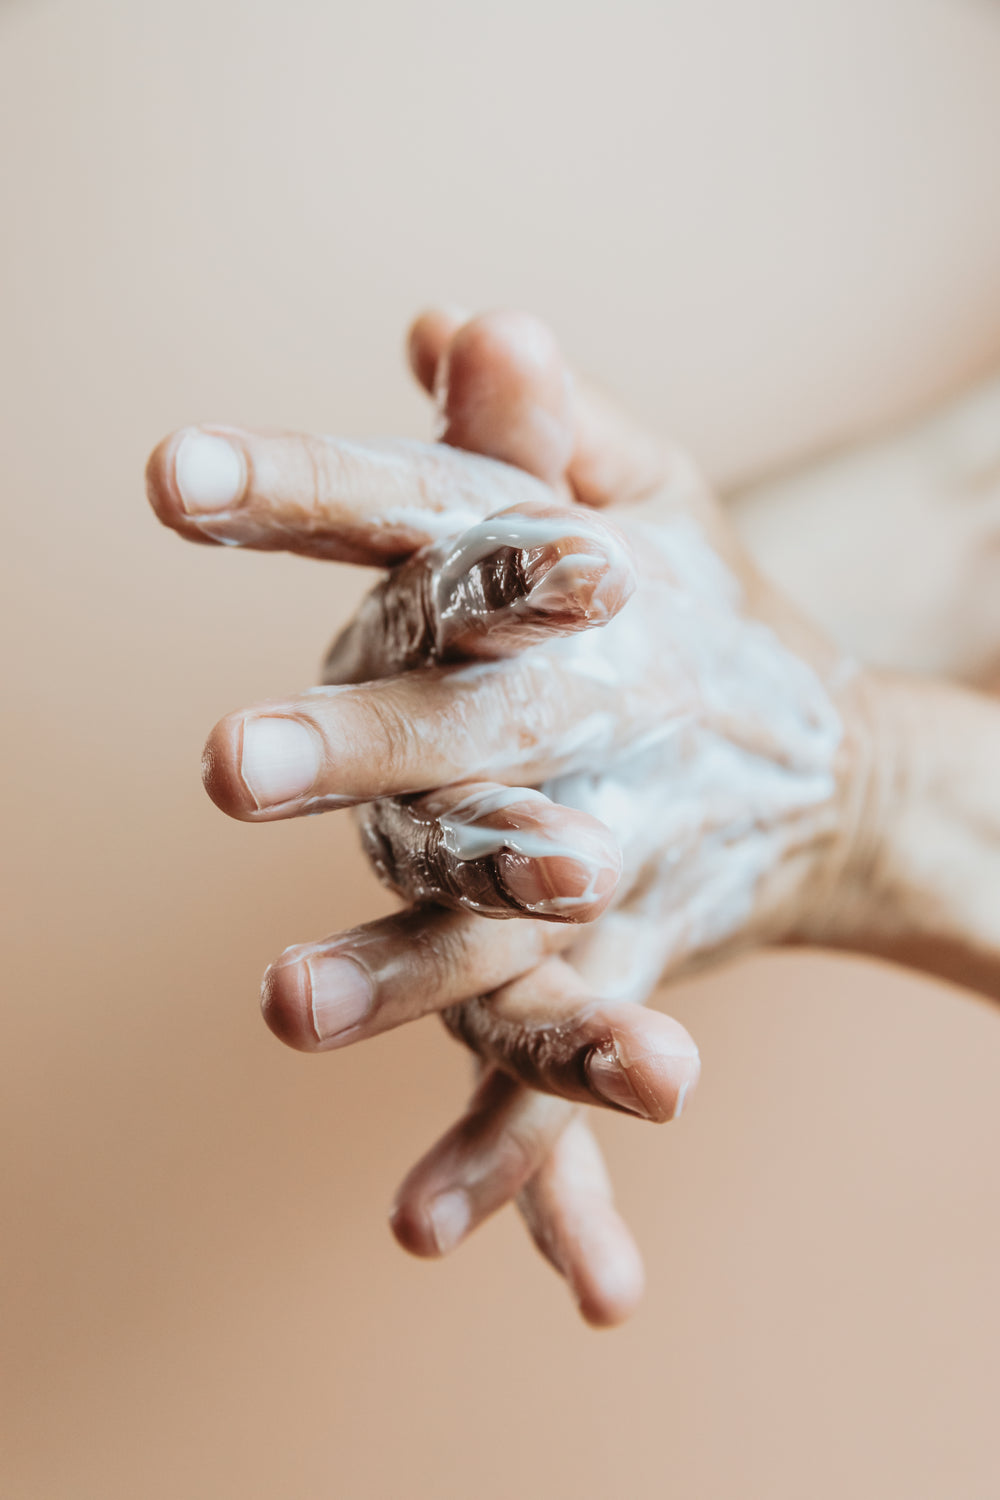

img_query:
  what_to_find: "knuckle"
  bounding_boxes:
[307,434,342,515]
[495,1117,545,1183]
[365,689,426,787]
[357,799,446,907]
[425,914,480,984]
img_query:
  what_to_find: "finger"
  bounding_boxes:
[357,781,621,922]
[145,425,552,564]
[405,303,467,392]
[389,1068,576,1256]
[322,499,636,682]
[517,1114,645,1327]
[260,905,570,1053]
[202,652,622,820]
[442,957,701,1121]
[434,311,576,485]
[407,306,677,507]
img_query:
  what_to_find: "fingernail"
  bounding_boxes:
[239,717,322,809]
[497,853,561,911]
[428,1190,471,1254]
[586,1043,655,1120]
[306,954,374,1043]
[499,851,616,916]
[175,430,246,514]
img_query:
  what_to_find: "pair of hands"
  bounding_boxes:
[146,307,995,1325]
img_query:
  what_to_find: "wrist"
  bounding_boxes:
[800,670,1000,998]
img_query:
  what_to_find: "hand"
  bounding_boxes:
[147,309,880,1323]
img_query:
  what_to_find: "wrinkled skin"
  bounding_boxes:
[332,496,854,985]
[148,308,888,1324]
[310,312,875,1317]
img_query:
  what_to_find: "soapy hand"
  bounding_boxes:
[147,310,876,1323]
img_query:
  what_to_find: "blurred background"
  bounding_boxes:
[4,1,1000,1495]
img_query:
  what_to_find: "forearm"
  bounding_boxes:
[728,366,1000,685]
[814,674,1000,999]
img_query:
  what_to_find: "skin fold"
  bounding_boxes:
[146,308,1000,1327]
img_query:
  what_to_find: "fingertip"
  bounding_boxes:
[532,803,621,923]
[440,310,574,482]
[525,1173,646,1326]
[144,431,182,529]
[260,950,317,1052]
[513,505,638,634]
[145,426,248,539]
[431,501,636,662]
[406,305,470,393]
[450,310,563,387]
[629,1016,702,1125]
[388,1194,445,1259]
[389,1152,454,1259]
[497,844,620,924]
[585,529,639,627]
[592,1010,702,1124]
[202,710,329,822]
[411,785,622,924]
[388,1199,425,1256]
[573,1238,646,1329]
[201,714,254,819]
[517,1113,646,1326]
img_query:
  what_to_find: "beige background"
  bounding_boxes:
[4,1,1000,1496]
